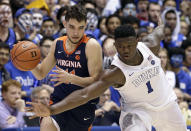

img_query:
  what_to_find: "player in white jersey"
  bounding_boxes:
[26,17,187,131]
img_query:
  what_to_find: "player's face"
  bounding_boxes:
[114,36,138,62]
[65,18,86,44]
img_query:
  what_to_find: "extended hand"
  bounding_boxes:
[50,66,72,86]
[25,102,51,119]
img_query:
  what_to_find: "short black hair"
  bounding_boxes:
[39,36,54,46]
[114,24,136,39]
[122,15,140,27]
[181,39,191,50]
[168,47,185,59]
[56,6,69,21]
[65,4,87,22]
[0,42,10,51]
[105,14,121,27]
[165,9,176,19]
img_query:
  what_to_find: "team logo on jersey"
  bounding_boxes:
[75,50,81,54]
[75,55,80,60]
[151,60,155,65]
[147,55,155,65]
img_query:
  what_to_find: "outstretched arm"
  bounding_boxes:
[26,67,125,117]
[142,15,164,55]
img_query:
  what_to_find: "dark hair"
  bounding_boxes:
[56,6,69,21]
[39,36,54,46]
[165,9,176,18]
[65,4,87,22]
[115,24,136,39]
[0,41,10,51]
[181,39,191,50]
[122,15,140,27]
[105,14,121,27]
[168,47,185,59]
[79,0,96,8]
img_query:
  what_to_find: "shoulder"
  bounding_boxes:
[86,38,101,48]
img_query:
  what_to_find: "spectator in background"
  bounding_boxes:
[85,8,99,39]
[148,2,161,26]
[24,86,51,127]
[0,80,25,129]
[168,47,191,97]
[162,0,176,10]
[137,27,148,41]
[41,16,56,38]
[160,24,175,50]
[0,42,11,100]
[105,14,121,38]
[136,0,149,21]
[0,2,16,49]
[37,36,55,93]
[158,48,176,89]
[14,8,42,44]
[31,8,43,34]
[97,16,108,42]
[59,0,72,7]
[181,39,191,74]
[180,20,189,40]
[93,88,120,126]
[180,0,190,24]
[162,7,184,47]
[121,2,136,17]
[174,88,191,126]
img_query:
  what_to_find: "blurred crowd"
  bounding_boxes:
[0,0,191,129]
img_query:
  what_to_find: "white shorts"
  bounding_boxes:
[119,101,187,131]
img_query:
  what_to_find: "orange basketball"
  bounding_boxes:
[11,41,41,71]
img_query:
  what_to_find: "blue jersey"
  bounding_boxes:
[5,28,16,49]
[51,35,98,131]
[52,35,98,104]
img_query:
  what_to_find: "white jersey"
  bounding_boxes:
[112,42,177,111]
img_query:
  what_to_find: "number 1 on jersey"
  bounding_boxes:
[146,81,153,93]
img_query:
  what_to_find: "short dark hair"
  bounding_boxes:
[39,36,54,46]
[65,4,87,22]
[165,9,176,18]
[105,14,121,27]
[168,47,185,60]
[181,39,191,50]
[0,42,10,51]
[114,24,136,39]
[122,15,140,27]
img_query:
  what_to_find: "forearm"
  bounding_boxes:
[70,74,98,87]
[31,64,44,80]
[50,80,110,115]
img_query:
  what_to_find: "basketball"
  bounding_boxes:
[11,41,41,71]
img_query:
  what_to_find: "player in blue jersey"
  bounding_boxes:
[30,4,102,131]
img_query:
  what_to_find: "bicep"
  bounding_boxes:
[86,39,103,78]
